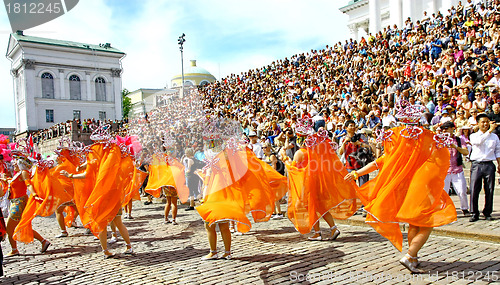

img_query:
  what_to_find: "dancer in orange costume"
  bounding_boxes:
[4,151,50,256]
[13,157,75,244]
[197,134,287,260]
[60,126,147,258]
[144,152,189,203]
[283,122,358,241]
[52,140,84,238]
[144,152,189,224]
[344,101,457,273]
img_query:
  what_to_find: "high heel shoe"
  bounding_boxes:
[308,230,322,241]
[329,226,340,241]
[399,253,423,274]
[220,251,232,260]
[201,250,218,261]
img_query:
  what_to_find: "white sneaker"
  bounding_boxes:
[108,236,118,244]
[56,231,68,238]
[123,247,134,255]
[272,214,283,219]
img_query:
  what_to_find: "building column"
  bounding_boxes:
[369,0,381,35]
[111,68,123,120]
[23,67,37,131]
[402,0,413,22]
[390,0,402,28]
[427,0,437,15]
[59,69,65,99]
[441,0,453,14]
[348,24,358,41]
[86,72,92,101]
[358,25,368,40]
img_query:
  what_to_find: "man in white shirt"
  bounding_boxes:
[468,113,500,222]
[381,108,397,129]
[248,131,264,159]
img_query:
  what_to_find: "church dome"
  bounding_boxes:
[171,60,216,88]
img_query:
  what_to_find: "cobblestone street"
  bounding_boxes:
[1,199,499,285]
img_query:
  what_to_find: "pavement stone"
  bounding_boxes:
[0,198,499,284]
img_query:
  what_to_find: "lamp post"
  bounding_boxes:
[178,33,186,99]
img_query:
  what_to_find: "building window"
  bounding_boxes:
[73,110,81,120]
[99,111,106,121]
[95,77,106,101]
[41,73,54,99]
[46,109,54,123]
[69,75,81,100]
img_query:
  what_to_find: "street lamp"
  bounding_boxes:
[178,33,186,99]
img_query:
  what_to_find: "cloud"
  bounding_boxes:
[0,0,349,128]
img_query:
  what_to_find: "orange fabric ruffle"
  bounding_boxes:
[145,154,189,203]
[14,165,73,243]
[285,140,359,234]
[196,148,287,232]
[73,143,146,235]
[120,156,148,207]
[358,126,457,251]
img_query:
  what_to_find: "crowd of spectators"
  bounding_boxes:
[195,0,500,159]
[31,119,128,144]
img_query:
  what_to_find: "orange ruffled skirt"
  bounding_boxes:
[196,148,287,232]
[285,140,359,234]
[358,126,457,251]
[145,154,189,203]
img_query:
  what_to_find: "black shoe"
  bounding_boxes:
[184,207,195,211]
[469,216,479,222]
[462,210,470,217]
[484,216,495,221]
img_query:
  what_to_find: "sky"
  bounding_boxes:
[0,0,350,128]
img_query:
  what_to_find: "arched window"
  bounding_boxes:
[41,73,54,99]
[69,75,81,100]
[95,77,106,101]
[184,81,194,86]
[199,80,210,86]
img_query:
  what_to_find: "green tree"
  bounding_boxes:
[122,88,132,119]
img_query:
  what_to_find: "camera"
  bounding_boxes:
[351,133,362,143]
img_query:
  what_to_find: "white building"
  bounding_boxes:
[6,31,126,133]
[340,0,461,40]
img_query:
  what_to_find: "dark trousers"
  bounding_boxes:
[470,161,495,217]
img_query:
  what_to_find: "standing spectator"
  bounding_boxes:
[441,121,470,217]
[248,131,264,159]
[488,103,500,137]
[468,113,500,222]
[339,120,369,186]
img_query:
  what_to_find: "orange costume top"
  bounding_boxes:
[196,147,287,232]
[285,138,359,234]
[9,171,28,199]
[358,126,457,251]
[14,162,74,243]
[145,153,189,203]
[0,163,9,195]
[73,143,146,235]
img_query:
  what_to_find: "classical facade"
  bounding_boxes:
[171,60,216,88]
[340,0,460,40]
[6,31,126,133]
